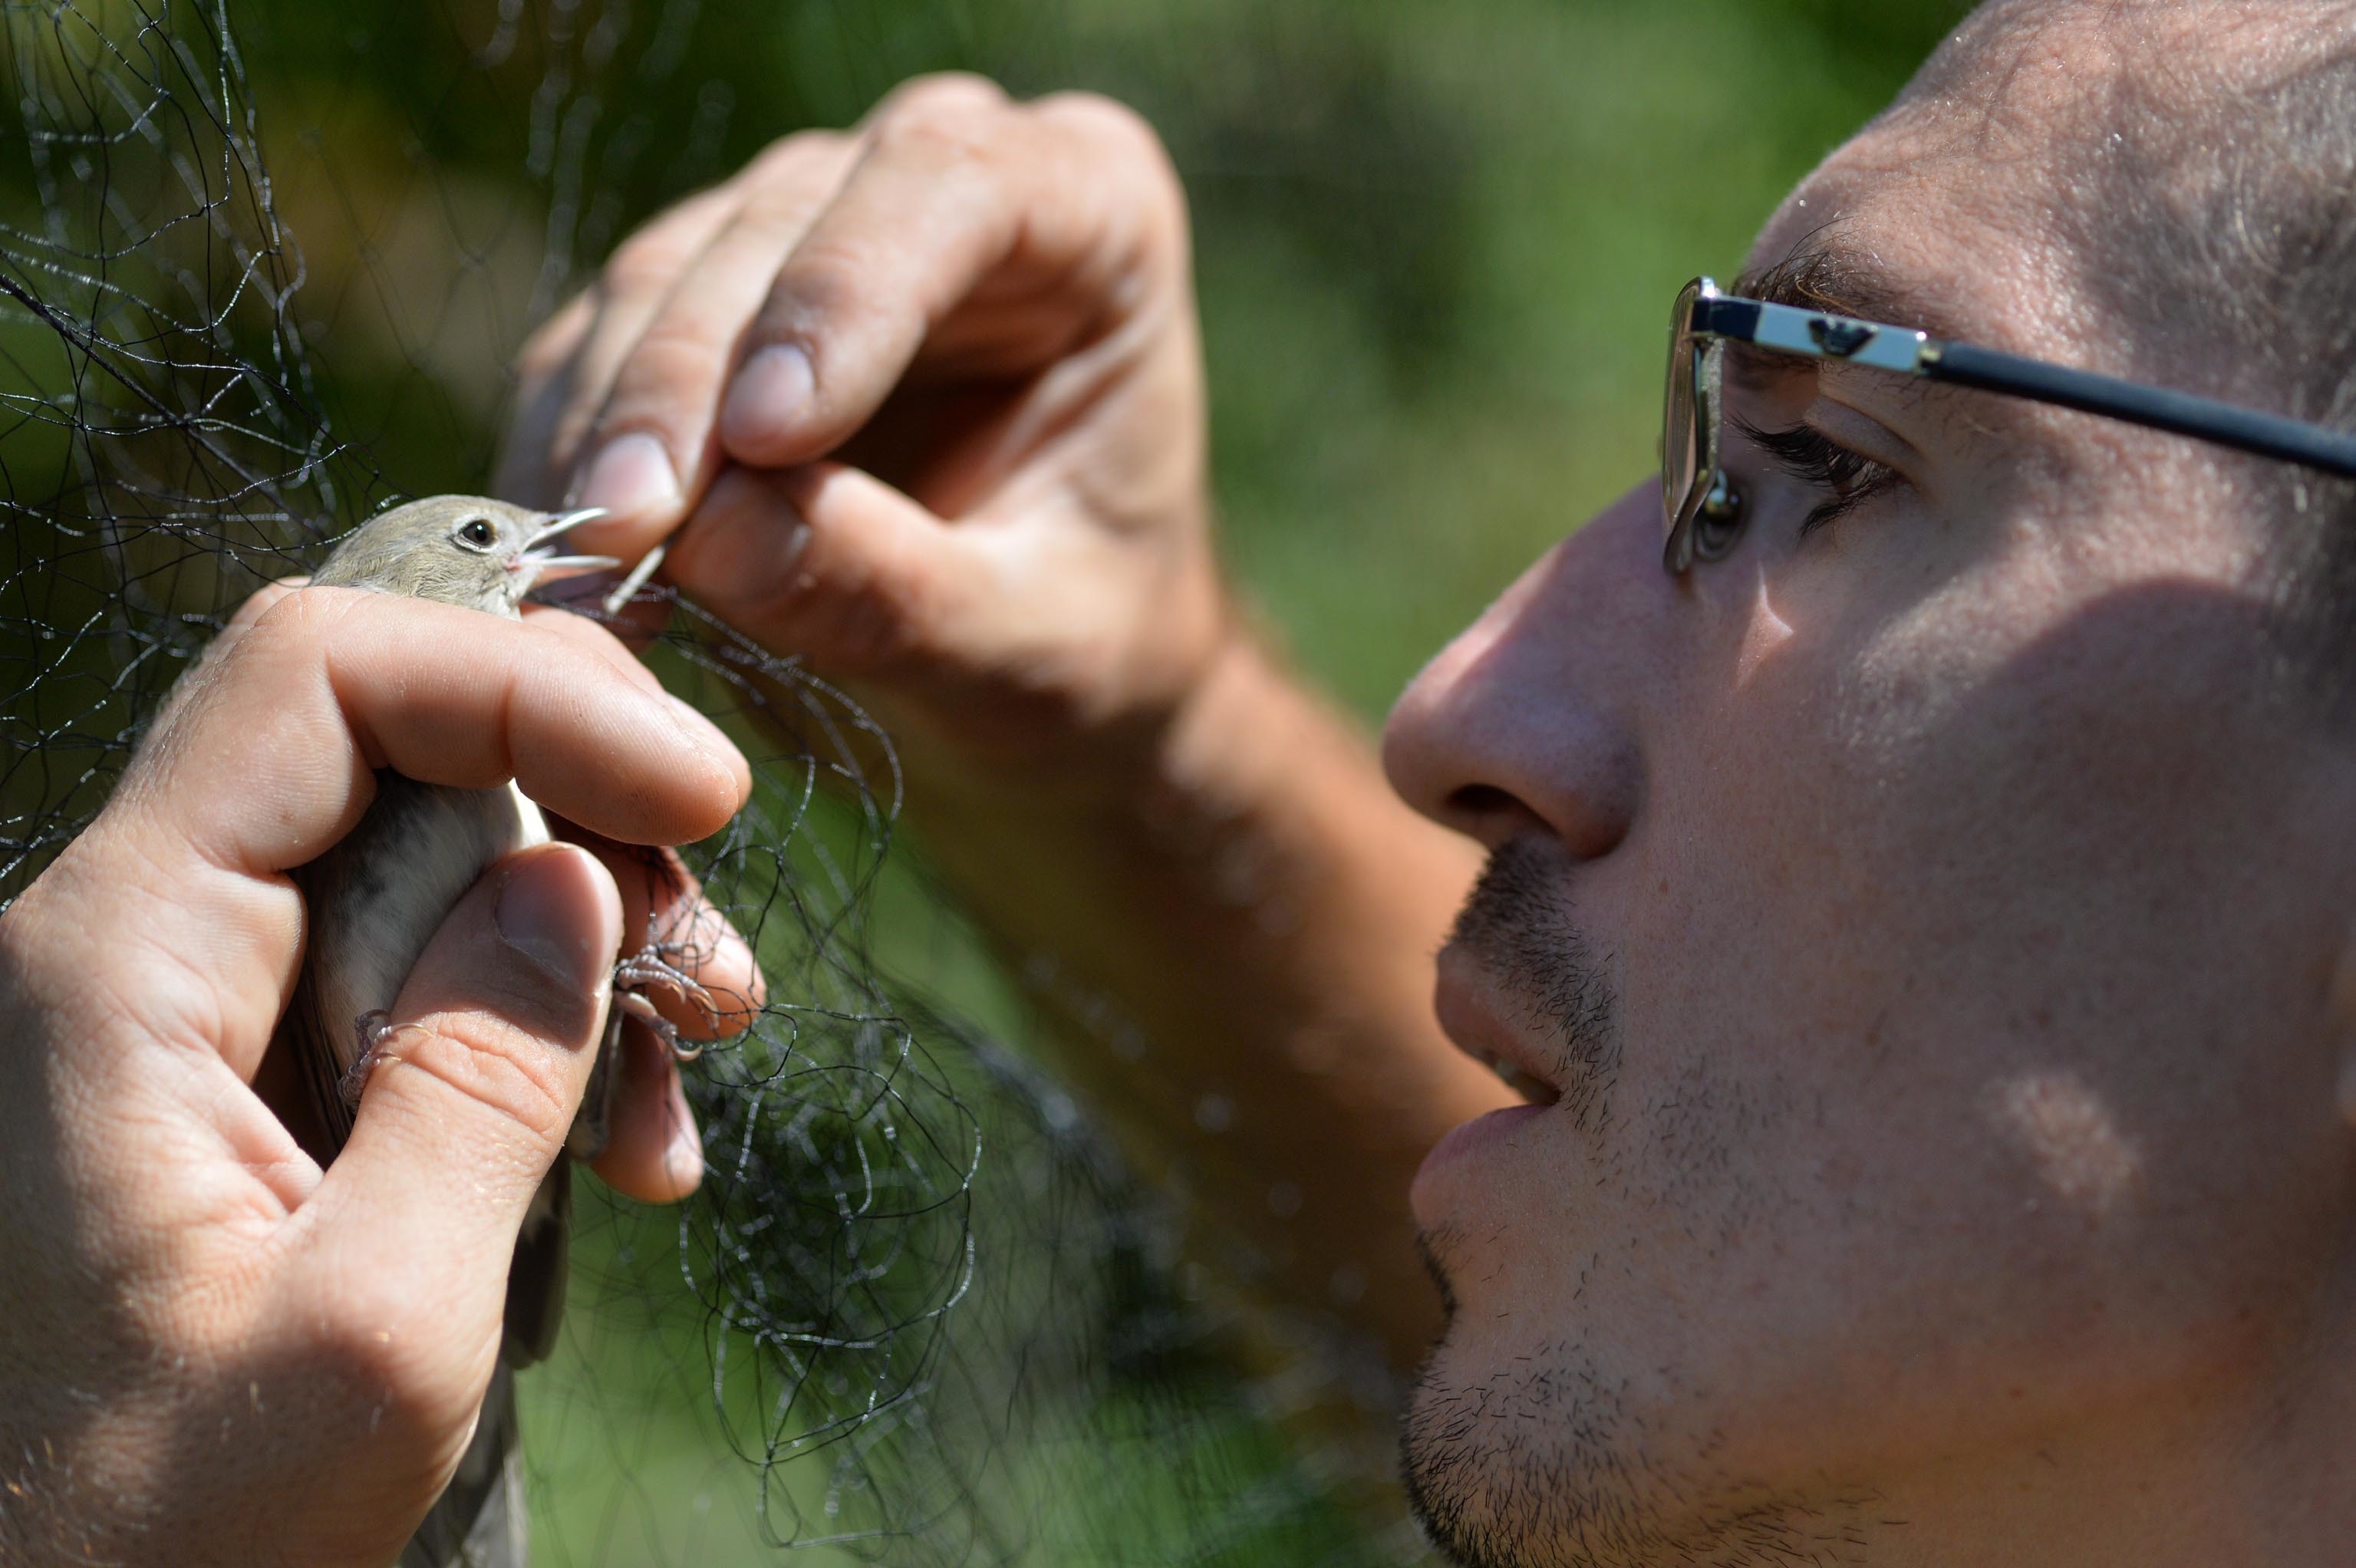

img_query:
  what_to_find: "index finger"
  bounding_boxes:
[712,84,1187,469]
[30,586,748,1072]
[120,586,749,868]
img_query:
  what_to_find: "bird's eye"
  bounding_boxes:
[453,517,498,552]
[1690,472,1747,562]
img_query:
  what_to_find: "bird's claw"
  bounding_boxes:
[611,944,717,1062]
[342,1010,401,1108]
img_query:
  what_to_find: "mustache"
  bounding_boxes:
[1448,838,1622,1132]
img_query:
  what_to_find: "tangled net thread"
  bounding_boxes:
[0,2,1410,1562]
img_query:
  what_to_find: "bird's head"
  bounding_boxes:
[310,496,619,616]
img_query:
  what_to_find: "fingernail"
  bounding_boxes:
[664,1105,704,1192]
[720,343,814,450]
[496,848,607,991]
[572,432,680,520]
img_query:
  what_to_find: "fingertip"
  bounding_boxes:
[662,1077,705,1197]
[588,1025,704,1202]
[229,577,308,631]
[667,466,814,617]
[568,430,684,539]
[496,842,626,997]
[664,694,753,820]
[661,914,767,1043]
[717,341,816,464]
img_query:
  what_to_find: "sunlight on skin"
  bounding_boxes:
[1734,563,1796,687]
[1991,1070,2144,1218]
[2331,943,2356,1127]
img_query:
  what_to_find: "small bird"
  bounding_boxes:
[279,495,702,1568]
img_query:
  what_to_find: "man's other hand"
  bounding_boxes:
[0,588,750,1565]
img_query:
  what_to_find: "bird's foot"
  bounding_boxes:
[341,1010,417,1108]
[611,944,717,1063]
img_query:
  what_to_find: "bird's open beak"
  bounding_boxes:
[516,506,622,582]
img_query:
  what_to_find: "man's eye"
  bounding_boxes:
[1735,418,1898,537]
[1690,472,1746,562]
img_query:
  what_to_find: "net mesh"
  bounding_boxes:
[0,2,1412,1560]
[0,0,1962,1559]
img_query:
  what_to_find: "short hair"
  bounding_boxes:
[2062,12,2356,692]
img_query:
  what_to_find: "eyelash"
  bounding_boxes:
[1734,418,1900,538]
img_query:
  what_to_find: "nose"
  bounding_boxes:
[1381,483,1663,858]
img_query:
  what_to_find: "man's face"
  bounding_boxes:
[1382,8,2356,1563]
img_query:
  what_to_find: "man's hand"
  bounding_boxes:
[499,77,1501,1369]
[499,74,1224,792]
[0,588,750,1565]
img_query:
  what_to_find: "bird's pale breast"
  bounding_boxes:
[288,776,548,1151]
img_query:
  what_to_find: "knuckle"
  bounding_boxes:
[595,183,740,292]
[624,307,735,367]
[1030,94,1188,252]
[780,232,864,295]
[295,1318,483,1454]
[877,71,1008,126]
[742,127,849,186]
[731,163,851,242]
[387,1014,576,1150]
[770,239,872,334]
[1034,90,1164,161]
[311,1303,430,1396]
[596,323,730,423]
[601,231,692,298]
[873,80,1008,163]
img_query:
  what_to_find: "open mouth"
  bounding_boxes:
[515,506,621,585]
[1433,952,1570,1109]
[1467,1049,1562,1107]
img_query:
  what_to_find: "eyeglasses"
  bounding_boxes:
[1660,275,2356,573]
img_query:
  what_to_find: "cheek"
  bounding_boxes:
[1551,565,2352,1464]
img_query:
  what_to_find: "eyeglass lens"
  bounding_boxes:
[1662,282,1701,538]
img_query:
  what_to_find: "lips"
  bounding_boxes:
[1433,946,1564,1108]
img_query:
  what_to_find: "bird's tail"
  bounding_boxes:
[400,1360,529,1568]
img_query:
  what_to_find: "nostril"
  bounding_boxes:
[1445,784,1551,841]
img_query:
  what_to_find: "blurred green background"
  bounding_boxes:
[226,0,1969,720]
[2,0,1968,1560]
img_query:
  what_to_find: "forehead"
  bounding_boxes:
[1741,0,2296,362]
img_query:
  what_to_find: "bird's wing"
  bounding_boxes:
[280,776,540,1154]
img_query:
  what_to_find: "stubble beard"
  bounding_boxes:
[1402,838,1638,1566]
[1395,842,1639,1563]
[1400,841,1865,1567]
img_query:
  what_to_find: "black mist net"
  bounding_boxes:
[0,2,1413,1562]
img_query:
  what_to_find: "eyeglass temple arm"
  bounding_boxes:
[1925,341,2356,481]
[1693,291,2356,481]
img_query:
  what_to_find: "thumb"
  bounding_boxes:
[310,842,621,1345]
[667,461,984,675]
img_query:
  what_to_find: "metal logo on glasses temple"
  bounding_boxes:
[1807,317,1877,357]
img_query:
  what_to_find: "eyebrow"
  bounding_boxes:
[1732,236,1930,333]
[1721,235,1970,398]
